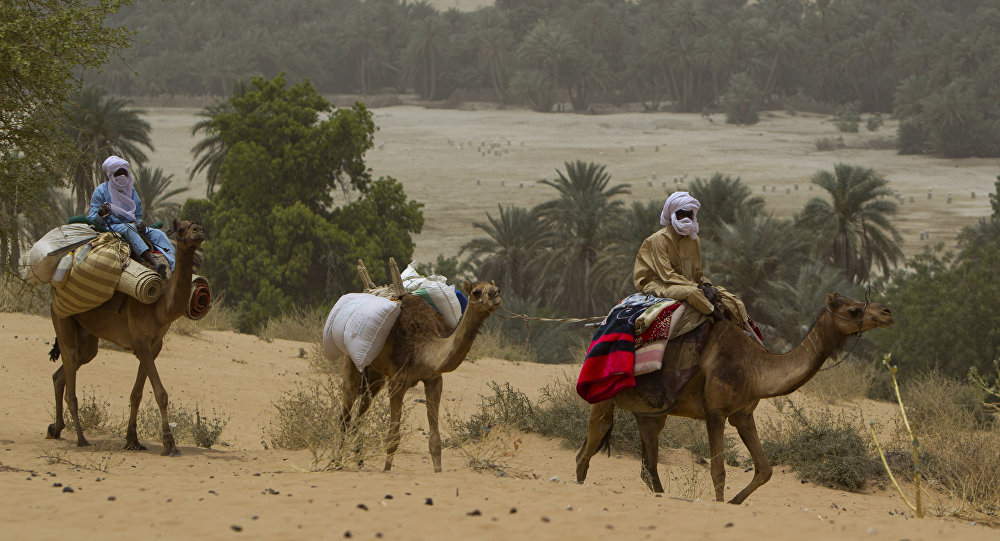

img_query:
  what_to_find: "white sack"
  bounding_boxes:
[323,293,401,372]
[400,261,462,329]
[22,224,98,285]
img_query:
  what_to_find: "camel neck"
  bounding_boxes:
[434,308,492,373]
[157,245,195,322]
[755,311,847,397]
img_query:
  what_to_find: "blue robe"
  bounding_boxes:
[88,182,176,270]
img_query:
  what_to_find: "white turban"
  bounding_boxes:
[101,155,137,222]
[660,191,700,239]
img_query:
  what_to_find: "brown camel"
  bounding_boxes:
[576,293,894,503]
[340,280,502,472]
[46,219,205,456]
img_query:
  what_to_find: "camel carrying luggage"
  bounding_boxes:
[400,262,464,329]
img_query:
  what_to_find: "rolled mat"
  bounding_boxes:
[115,258,164,304]
[187,275,212,320]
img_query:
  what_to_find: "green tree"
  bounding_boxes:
[402,15,448,100]
[722,72,760,125]
[132,165,188,225]
[63,85,153,213]
[797,163,903,283]
[461,204,549,300]
[187,74,421,331]
[516,21,583,110]
[189,81,249,197]
[536,161,630,315]
[1,0,131,270]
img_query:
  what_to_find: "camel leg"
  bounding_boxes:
[46,365,65,439]
[62,359,88,447]
[727,412,772,505]
[575,401,615,483]
[706,411,727,502]
[383,382,406,472]
[636,413,667,493]
[123,365,148,451]
[339,360,363,429]
[423,377,443,472]
[135,342,178,457]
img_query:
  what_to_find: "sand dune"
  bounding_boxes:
[0,312,990,540]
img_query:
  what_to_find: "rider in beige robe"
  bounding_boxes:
[633,191,754,332]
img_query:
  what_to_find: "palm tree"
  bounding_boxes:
[535,161,631,315]
[592,199,663,303]
[63,85,153,213]
[702,212,811,345]
[402,15,448,100]
[687,173,766,239]
[189,80,248,197]
[460,204,549,300]
[797,163,903,283]
[516,21,583,107]
[337,13,387,95]
[132,165,188,225]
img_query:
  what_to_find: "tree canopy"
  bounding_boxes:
[1,0,132,270]
[184,75,423,331]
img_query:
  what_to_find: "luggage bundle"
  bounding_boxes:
[322,259,467,373]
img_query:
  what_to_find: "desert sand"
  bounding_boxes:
[1,311,994,540]
[145,104,998,265]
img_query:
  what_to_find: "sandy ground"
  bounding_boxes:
[1,312,995,540]
[143,105,999,266]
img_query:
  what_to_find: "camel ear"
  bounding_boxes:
[490,280,496,287]
[826,292,844,308]
[462,280,472,295]
[173,218,180,232]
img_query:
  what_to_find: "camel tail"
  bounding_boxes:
[597,417,614,457]
[48,338,60,362]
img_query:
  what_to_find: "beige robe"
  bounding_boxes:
[633,226,749,323]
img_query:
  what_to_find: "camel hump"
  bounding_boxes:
[396,294,448,338]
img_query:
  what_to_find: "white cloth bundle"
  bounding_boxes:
[400,262,462,329]
[22,224,99,285]
[322,293,401,372]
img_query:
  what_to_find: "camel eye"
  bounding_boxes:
[849,308,861,316]
[472,289,482,298]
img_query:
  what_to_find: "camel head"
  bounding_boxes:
[172,218,206,250]
[824,293,893,334]
[461,279,502,313]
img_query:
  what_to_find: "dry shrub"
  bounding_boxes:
[468,326,535,363]
[448,424,529,478]
[258,305,326,343]
[137,398,229,448]
[895,372,1000,518]
[815,136,846,151]
[63,387,122,435]
[0,276,50,315]
[802,359,876,402]
[264,373,409,471]
[41,441,126,473]
[449,377,724,463]
[761,397,884,491]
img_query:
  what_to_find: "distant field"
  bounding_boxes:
[146,105,999,265]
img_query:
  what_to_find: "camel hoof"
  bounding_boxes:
[161,447,181,457]
[123,441,147,452]
[46,424,62,439]
[76,439,91,447]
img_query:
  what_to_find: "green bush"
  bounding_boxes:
[835,103,861,133]
[724,73,760,125]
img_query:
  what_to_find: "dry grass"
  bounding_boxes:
[170,300,238,335]
[468,326,535,363]
[801,358,877,403]
[258,305,326,343]
[893,372,1000,520]
[62,387,123,435]
[40,441,126,473]
[264,372,410,472]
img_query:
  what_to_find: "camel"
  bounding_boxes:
[46,219,206,456]
[575,293,894,504]
[340,279,502,472]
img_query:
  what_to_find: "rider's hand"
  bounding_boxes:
[699,283,721,305]
[97,203,111,218]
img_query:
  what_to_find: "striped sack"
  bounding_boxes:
[51,233,130,318]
